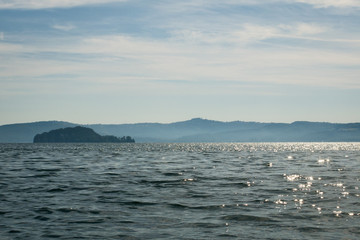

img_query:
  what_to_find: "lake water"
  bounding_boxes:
[1,143,360,239]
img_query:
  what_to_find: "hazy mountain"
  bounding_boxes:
[1,118,359,143]
[0,121,77,143]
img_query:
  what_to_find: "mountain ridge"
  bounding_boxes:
[0,118,359,143]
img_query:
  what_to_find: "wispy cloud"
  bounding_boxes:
[295,0,360,8]
[0,42,23,52]
[0,32,3,40]
[1,30,358,90]
[170,23,331,45]
[228,0,360,8]
[156,0,360,12]
[0,0,127,9]
[52,24,76,31]
[2,0,359,10]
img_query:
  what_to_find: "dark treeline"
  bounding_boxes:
[33,126,135,143]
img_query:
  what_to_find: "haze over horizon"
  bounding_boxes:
[1,1,360,125]
[1,117,360,127]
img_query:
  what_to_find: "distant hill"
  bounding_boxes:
[33,126,135,143]
[1,118,360,143]
[0,121,77,143]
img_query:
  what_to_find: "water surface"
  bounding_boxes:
[1,143,359,239]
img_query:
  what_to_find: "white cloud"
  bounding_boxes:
[67,34,360,88]
[170,23,329,46]
[52,24,76,31]
[223,0,360,8]
[1,0,358,10]
[0,42,23,52]
[156,0,360,13]
[0,32,3,40]
[2,31,358,89]
[0,0,127,9]
[295,0,360,8]
[279,23,327,35]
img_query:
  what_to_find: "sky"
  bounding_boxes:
[1,0,360,125]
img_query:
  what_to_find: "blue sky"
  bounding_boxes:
[1,0,360,124]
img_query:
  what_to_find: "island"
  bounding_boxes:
[33,126,135,143]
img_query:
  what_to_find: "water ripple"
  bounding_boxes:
[0,143,359,239]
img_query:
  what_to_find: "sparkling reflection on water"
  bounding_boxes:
[0,143,360,239]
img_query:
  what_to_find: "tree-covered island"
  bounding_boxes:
[33,126,135,143]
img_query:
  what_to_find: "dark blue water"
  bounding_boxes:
[1,143,360,239]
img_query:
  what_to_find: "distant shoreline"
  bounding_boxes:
[1,118,359,143]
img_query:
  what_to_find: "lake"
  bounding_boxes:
[1,143,359,239]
